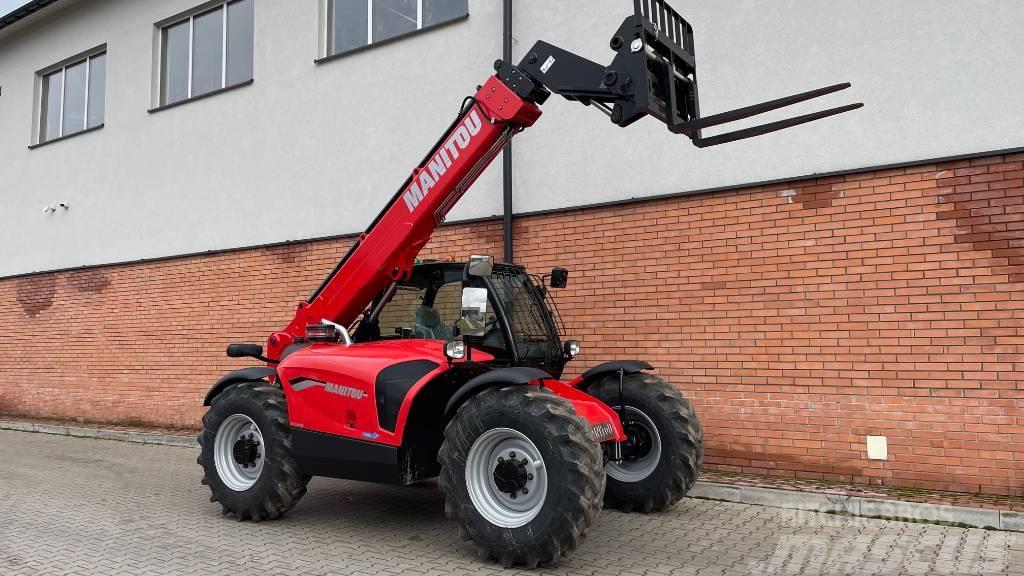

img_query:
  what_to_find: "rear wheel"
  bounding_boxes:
[198,380,309,521]
[588,372,703,513]
[438,386,605,568]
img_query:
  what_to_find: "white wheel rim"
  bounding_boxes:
[213,414,265,492]
[465,428,548,528]
[606,406,662,483]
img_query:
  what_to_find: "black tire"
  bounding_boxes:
[198,380,309,521]
[438,386,605,568]
[587,372,703,513]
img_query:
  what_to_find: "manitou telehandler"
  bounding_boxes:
[198,0,861,567]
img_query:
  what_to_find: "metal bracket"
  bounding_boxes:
[515,0,862,148]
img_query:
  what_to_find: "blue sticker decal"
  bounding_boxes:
[362,432,380,439]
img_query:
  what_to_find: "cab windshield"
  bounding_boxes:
[487,266,562,366]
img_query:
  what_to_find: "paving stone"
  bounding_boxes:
[858,498,1002,530]
[1001,510,1024,533]
[0,429,1020,576]
[735,485,862,515]
[687,482,741,502]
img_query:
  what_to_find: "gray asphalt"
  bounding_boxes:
[1,429,1021,575]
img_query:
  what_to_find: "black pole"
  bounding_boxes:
[502,0,514,264]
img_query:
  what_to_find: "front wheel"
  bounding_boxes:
[197,381,309,521]
[587,372,704,513]
[438,386,605,568]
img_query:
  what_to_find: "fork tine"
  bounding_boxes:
[673,83,853,134]
[693,102,864,148]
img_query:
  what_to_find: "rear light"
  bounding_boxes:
[590,422,615,443]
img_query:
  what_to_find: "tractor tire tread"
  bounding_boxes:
[588,372,703,513]
[198,380,308,522]
[438,386,604,568]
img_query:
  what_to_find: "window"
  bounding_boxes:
[489,268,560,363]
[377,285,428,338]
[38,51,105,144]
[375,279,464,340]
[159,0,253,106]
[432,282,464,327]
[327,0,468,57]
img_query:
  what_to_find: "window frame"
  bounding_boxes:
[152,0,253,112]
[33,47,107,148]
[319,0,469,63]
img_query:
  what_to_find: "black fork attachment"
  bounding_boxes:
[508,0,863,147]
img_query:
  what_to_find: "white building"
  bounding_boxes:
[1,0,1020,278]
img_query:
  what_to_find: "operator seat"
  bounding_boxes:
[414,306,452,340]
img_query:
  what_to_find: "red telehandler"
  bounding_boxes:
[198,0,861,567]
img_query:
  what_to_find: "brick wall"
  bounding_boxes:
[2,151,1022,494]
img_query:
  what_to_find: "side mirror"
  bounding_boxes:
[550,267,569,289]
[458,286,489,337]
[467,255,493,277]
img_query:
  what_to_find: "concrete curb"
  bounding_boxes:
[3,419,1019,532]
[689,482,1021,533]
[0,420,197,448]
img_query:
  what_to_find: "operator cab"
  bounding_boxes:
[353,259,575,376]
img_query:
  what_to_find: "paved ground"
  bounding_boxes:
[1,430,1021,576]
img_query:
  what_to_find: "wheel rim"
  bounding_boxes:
[606,406,662,483]
[465,428,548,528]
[213,414,265,492]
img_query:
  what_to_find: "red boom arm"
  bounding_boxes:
[262,5,860,360]
[266,77,542,359]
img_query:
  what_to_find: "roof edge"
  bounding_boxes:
[0,0,59,32]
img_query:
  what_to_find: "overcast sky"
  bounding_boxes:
[0,0,26,17]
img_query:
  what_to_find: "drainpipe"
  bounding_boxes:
[502,0,514,264]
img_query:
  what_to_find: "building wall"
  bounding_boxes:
[2,0,1022,278]
[512,0,1024,215]
[0,0,503,278]
[4,151,1022,495]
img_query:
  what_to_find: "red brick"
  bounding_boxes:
[3,153,1024,495]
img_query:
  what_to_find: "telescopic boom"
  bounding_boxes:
[264,1,862,360]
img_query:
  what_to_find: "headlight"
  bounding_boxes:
[564,340,580,358]
[445,340,466,360]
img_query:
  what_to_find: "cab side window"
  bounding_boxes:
[377,285,425,338]
[432,282,463,328]
[375,280,461,341]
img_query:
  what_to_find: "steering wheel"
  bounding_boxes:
[454,315,499,337]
